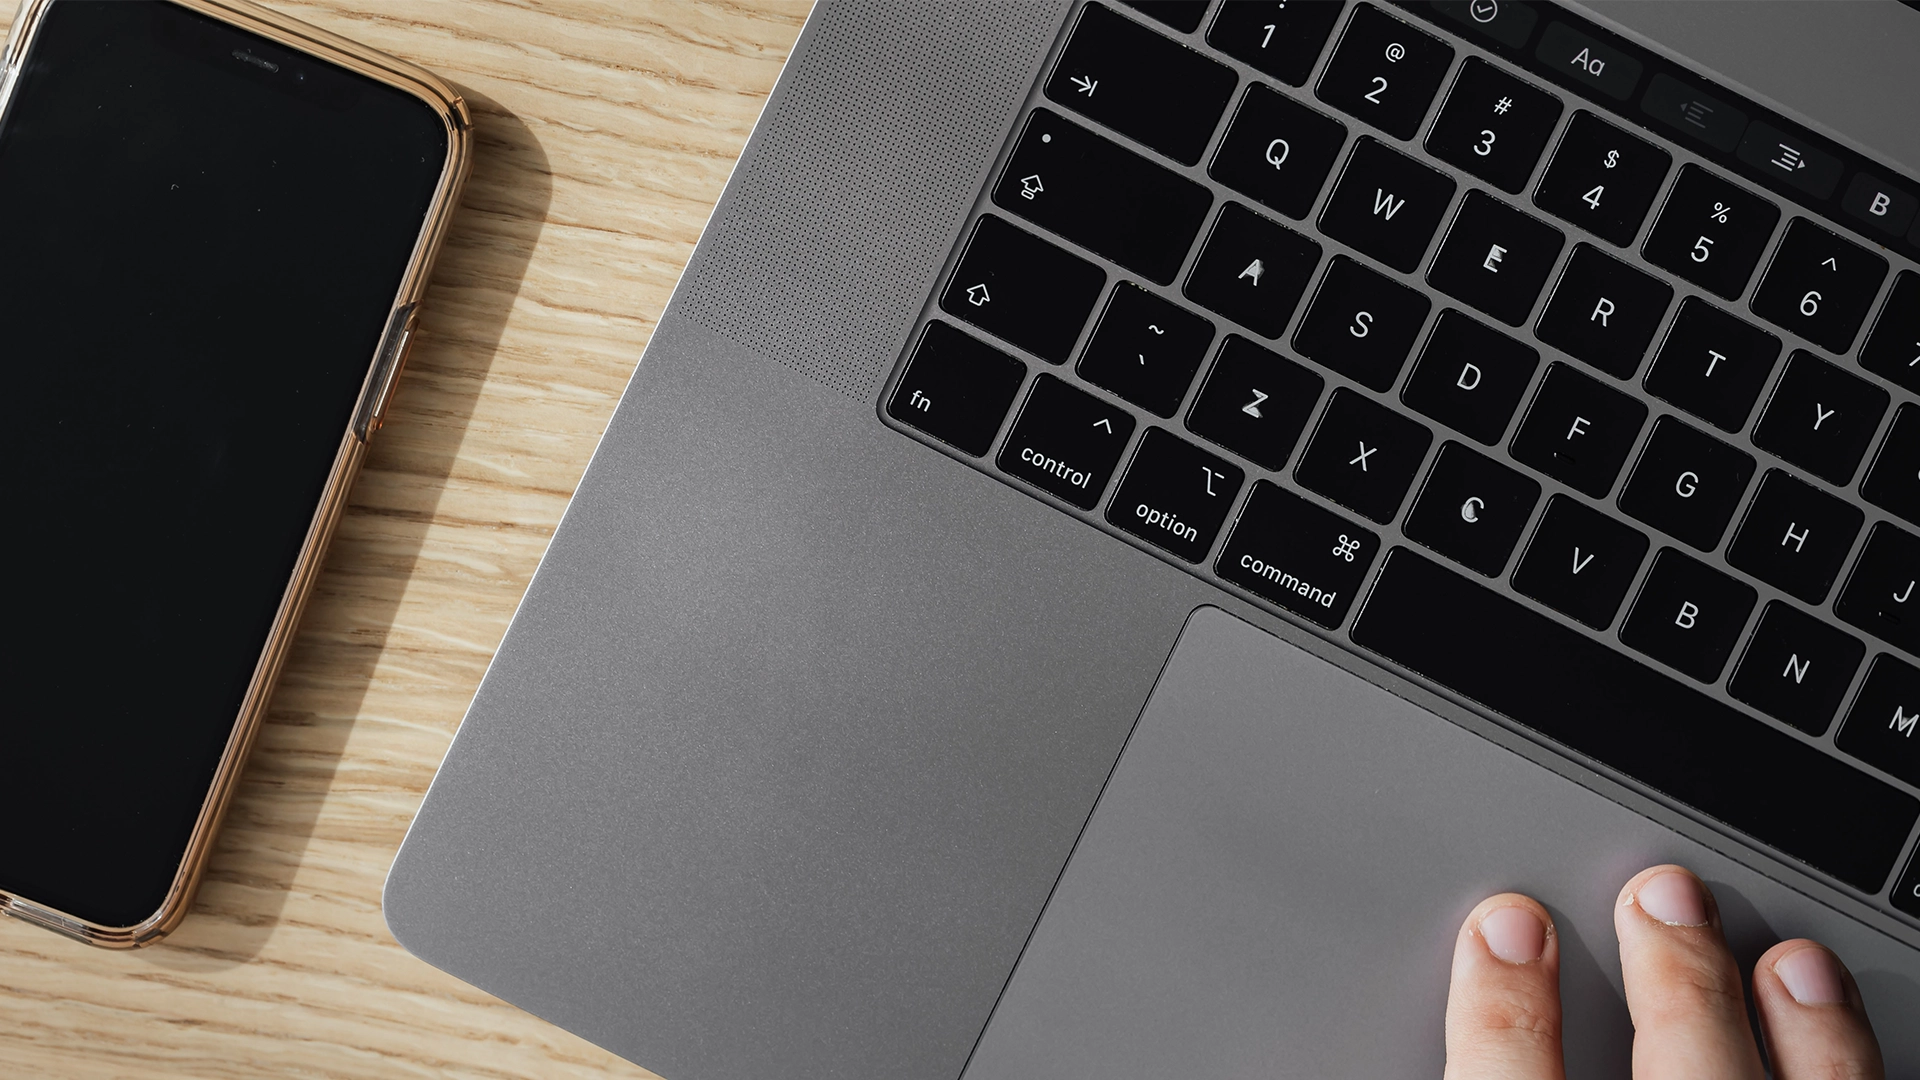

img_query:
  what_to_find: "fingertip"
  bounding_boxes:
[1463,892,1555,965]
[1616,863,1714,928]
[1753,940,1887,1079]
[1757,939,1855,1008]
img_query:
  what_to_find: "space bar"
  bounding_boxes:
[1351,549,1918,893]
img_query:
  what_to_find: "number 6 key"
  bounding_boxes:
[1750,218,1889,354]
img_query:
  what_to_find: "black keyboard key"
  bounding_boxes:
[1292,255,1431,391]
[1860,270,1920,395]
[1424,58,1562,194]
[1534,243,1672,379]
[1837,655,1920,787]
[1836,523,1920,656]
[1315,4,1453,140]
[1752,352,1889,486]
[1513,494,1648,629]
[1186,335,1323,470]
[1318,137,1457,273]
[1619,416,1756,551]
[1621,548,1757,682]
[1427,191,1566,327]
[1122,0,1205,34]
[1208,0,1343,87]
[1404,442,1540,576]
[1864,403,1920,527]
[942,216,1106,363]
[1185,202,1322,338]
[888,322,1027,456]
[998,374,1137,509]
[1533,111,1671,247]
[1296,388,1432,522]
[1898,847,1920,921]
[1046,3,1236,166]
[1401,309,1538,445]
[1642,298,1782,433]
[1729,602,1864,736]
[1352,549,1920,892]
[995,109,1213,286]
[1510,363,1646,498]
[1843,172,1920,240]
[1218,481,1378,627]
[1107,428,1244,561]
[1210,85,1348,221]
[1750,219,1889,355]
[1643,165,1781,300]
[1727,470,1864,604]
[1079,283,1215,417]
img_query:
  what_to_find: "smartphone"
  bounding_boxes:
[0,0,472,946]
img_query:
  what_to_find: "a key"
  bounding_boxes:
[1315,4,1453,140]
[887,322,1027,456]
[1835,523,1920,656]
[1618,416,1756,551]
[1426,191,1566,327]
[1078,282,1215,417]
[1863,403,1920,527]
[1749,219,1889,355]
[1512,494,1649,628]
[1842,173,1920,240]
[1726,469,1864,604]
[1532,111,1671,247]
[1209,84,1348,221]
[1291,255,1431,391]
[1318,137,1457,273]
[1620,547,1758,683]
[1401,309,1539,445]
[1404,442,1540,576]
[1107,427,1245,561]
[1046,3,1236,166]
[941,215,1106,363]
[1353,549,1919,891]
[1208,0,1343,87]
[1424,57,1562,194]
[1728,602,1864,736]
[994,109,1213,286]
[1752,352,1889,486]
[1295,387,1433,522]
[997,374,1136,509]
[1534,243,1672,380]
[1643,164,1781,300]
[1185,202,1322,338]
[1186,335,1323,471]
[1509,362,1646,498]
[1216,481,1378,627]
[1122,0,1205,33]
[1859,270,1919,395]
[1836,655,1920,787]
[1642,298,1782,433]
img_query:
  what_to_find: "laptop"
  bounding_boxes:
[382,1,1920,1075]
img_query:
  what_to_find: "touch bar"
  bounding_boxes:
[1351,548,1919,893]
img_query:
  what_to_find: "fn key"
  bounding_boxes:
[888,322,1026,456]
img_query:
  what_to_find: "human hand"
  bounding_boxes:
[1443,864,1884,1079]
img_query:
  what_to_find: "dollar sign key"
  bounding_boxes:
[1604,149,1619,168]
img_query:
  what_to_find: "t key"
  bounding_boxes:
[1749,219,1889,354]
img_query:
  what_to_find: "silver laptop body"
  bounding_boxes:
[383,2,1920,1076]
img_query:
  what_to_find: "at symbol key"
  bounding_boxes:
[998,375,1136,509]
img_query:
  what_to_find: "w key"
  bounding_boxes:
[1048,3,1236,166]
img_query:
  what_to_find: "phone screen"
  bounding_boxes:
[0,0,448,927]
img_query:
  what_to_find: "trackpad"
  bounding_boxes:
[963,606,1920,1078]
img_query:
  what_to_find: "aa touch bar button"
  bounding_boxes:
[1218,481,1378,627]
[1737,122,1843,201]
[1535,22,1642,102]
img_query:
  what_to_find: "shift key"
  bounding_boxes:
[1218,482,1378,627]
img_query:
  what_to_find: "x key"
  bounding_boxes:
[1296,388,1433,523]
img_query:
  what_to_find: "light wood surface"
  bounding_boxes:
[0,2,807,1075]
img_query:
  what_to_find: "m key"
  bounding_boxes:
[1837,655,1920,787]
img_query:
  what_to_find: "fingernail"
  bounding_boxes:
[1479,905,1547,964]
[1775,947,1846,1005]
[1633,870,1709,926]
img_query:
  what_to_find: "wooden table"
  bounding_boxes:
[0,3,807,1075]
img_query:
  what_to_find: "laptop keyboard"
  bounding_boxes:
[881,0,1920,918]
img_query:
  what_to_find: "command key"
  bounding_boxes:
[1217,481,1379,627]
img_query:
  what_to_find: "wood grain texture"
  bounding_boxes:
[0,2,808,1075]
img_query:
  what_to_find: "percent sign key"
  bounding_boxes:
[1645,163,1781,298]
